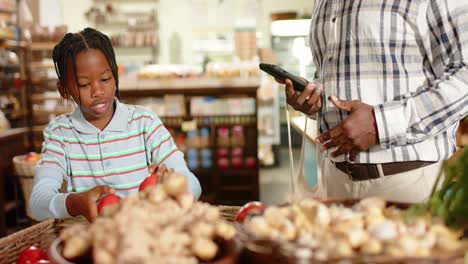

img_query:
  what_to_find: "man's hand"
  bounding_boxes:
[66,185,115,222]
[316,96,379,161]
[276,78,323,115]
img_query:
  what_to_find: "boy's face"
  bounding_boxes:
[65,48,116,129]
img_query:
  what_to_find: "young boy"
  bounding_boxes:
[30,28,201,222]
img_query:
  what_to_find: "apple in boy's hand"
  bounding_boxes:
[97,193,121,215]
[24,152,41,164]
[235,201,266,223]
[17,246,48,264]
[139,173,158,192]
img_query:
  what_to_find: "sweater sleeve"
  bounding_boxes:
[145,114,202,199]
[30,125,73,220]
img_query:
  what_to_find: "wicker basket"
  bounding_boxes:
[0,206,239,263]
[0,219,61,264]
[218,205,240,222]
[12,155,37,218]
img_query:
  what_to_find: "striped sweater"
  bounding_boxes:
[30,99,201,220]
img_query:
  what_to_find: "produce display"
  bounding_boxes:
[238,197,467,262]
[17,246,49,264]
[57,166,236,264]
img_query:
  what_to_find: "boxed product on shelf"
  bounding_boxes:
[133,97,165,116]
[138,64,202,79]
[163,95,185,117]
[217,127,230,147]
[230,125,245,147]
[205,60,260,78]
[190,96,216,116]
[190,97,256,116]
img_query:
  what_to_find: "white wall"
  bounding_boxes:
[57,0,92,32]
[46,0,314,64]
[257,0,314,48]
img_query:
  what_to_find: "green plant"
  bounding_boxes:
[407,147,468,228]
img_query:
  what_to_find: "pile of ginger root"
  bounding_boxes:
[59,167,236,264]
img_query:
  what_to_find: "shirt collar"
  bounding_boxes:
[69,98,129,134]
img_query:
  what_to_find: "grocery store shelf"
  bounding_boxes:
[29,62,54,69]
[33,108,73,116]
[95,0,157,3]
[29,42,55,51]
[0,38,27,49]
[0,8,15,14]
[114,46,155,50]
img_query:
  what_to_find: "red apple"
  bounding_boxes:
[139,173,158,192]
[24,152,41,164]
[97,193,121,215]
[245,157,257,169]
[218,158,229,169]
[34,260,50,264]
[235,201,266,223]
[17,246,48,264]
[231,157,243,168]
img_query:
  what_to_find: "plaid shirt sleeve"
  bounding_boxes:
[374,0,468,149]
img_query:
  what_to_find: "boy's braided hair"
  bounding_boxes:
[52,27,120,100]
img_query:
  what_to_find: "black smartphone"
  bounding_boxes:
[259,63,308,92]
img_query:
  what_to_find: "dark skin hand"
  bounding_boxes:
[66,185,115,223]
[148,163,172,182]
[276,78,323,116]
[316,96,379,161]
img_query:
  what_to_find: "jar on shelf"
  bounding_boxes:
[186,130,200,149]
[217,127,230,147]
[199,127,210,148]
[230,125,245,147]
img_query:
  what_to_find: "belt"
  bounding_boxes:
[334,161,436,181]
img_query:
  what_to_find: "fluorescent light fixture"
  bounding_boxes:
[271,19,311,37]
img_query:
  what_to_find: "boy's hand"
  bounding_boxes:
[276,78,323,116]
[149,163,170,182]
[66,185,114,223]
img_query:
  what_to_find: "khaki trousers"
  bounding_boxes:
[321,158,443,203]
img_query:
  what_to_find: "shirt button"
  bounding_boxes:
[331,17,336,23]
[100,134,105,139]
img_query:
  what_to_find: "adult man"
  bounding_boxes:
[281,0,468,202]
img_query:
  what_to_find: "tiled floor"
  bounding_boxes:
[259,147,300,205]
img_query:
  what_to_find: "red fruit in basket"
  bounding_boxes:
[17,246,48,264]
[97,193,121,215]
[34,260,50,264]
[24,152,41,164]
[235,201,266,223]
[139,173,158,192]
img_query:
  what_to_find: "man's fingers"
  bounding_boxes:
[321,134,347,150]
[285,79,296,98]
[349,148,360,161]
[316,126,343,143]
[307,85,322,106]
[274,78,286,84]
[330,143,353,158]
[329,96,353,112]
[296,82,317,105]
